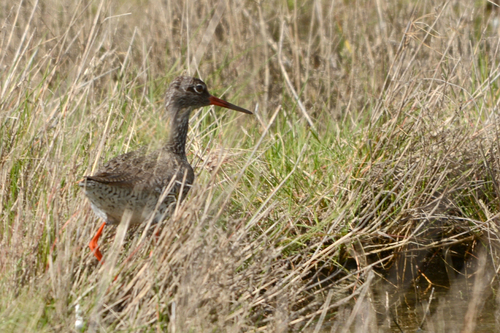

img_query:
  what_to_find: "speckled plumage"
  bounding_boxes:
[80,147,194,225]
[79,76,252,261]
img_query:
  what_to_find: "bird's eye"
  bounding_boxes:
[193,84,204,94]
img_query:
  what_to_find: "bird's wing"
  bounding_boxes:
[85,172,142,188]
[100,146,148,170]
[84,149,192,192]
[86,147,153,188]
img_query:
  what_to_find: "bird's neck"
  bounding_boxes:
[164,109,191,157]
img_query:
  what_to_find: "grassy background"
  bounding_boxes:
[2,0,500,331]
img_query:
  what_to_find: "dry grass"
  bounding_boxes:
[2,0,500,331]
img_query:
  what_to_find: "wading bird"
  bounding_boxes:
[79,76,252,261]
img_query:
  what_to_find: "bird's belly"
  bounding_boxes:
[82,183,176,225]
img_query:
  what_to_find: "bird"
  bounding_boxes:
[79,76,252,261]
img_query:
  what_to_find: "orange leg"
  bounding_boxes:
[149,227,162,258]
[89,222,106,262]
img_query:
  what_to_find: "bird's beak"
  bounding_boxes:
[209,95,252,114]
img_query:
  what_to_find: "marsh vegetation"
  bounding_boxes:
[1,0,500,331]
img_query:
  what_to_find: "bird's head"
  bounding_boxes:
[165,76,252,119]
